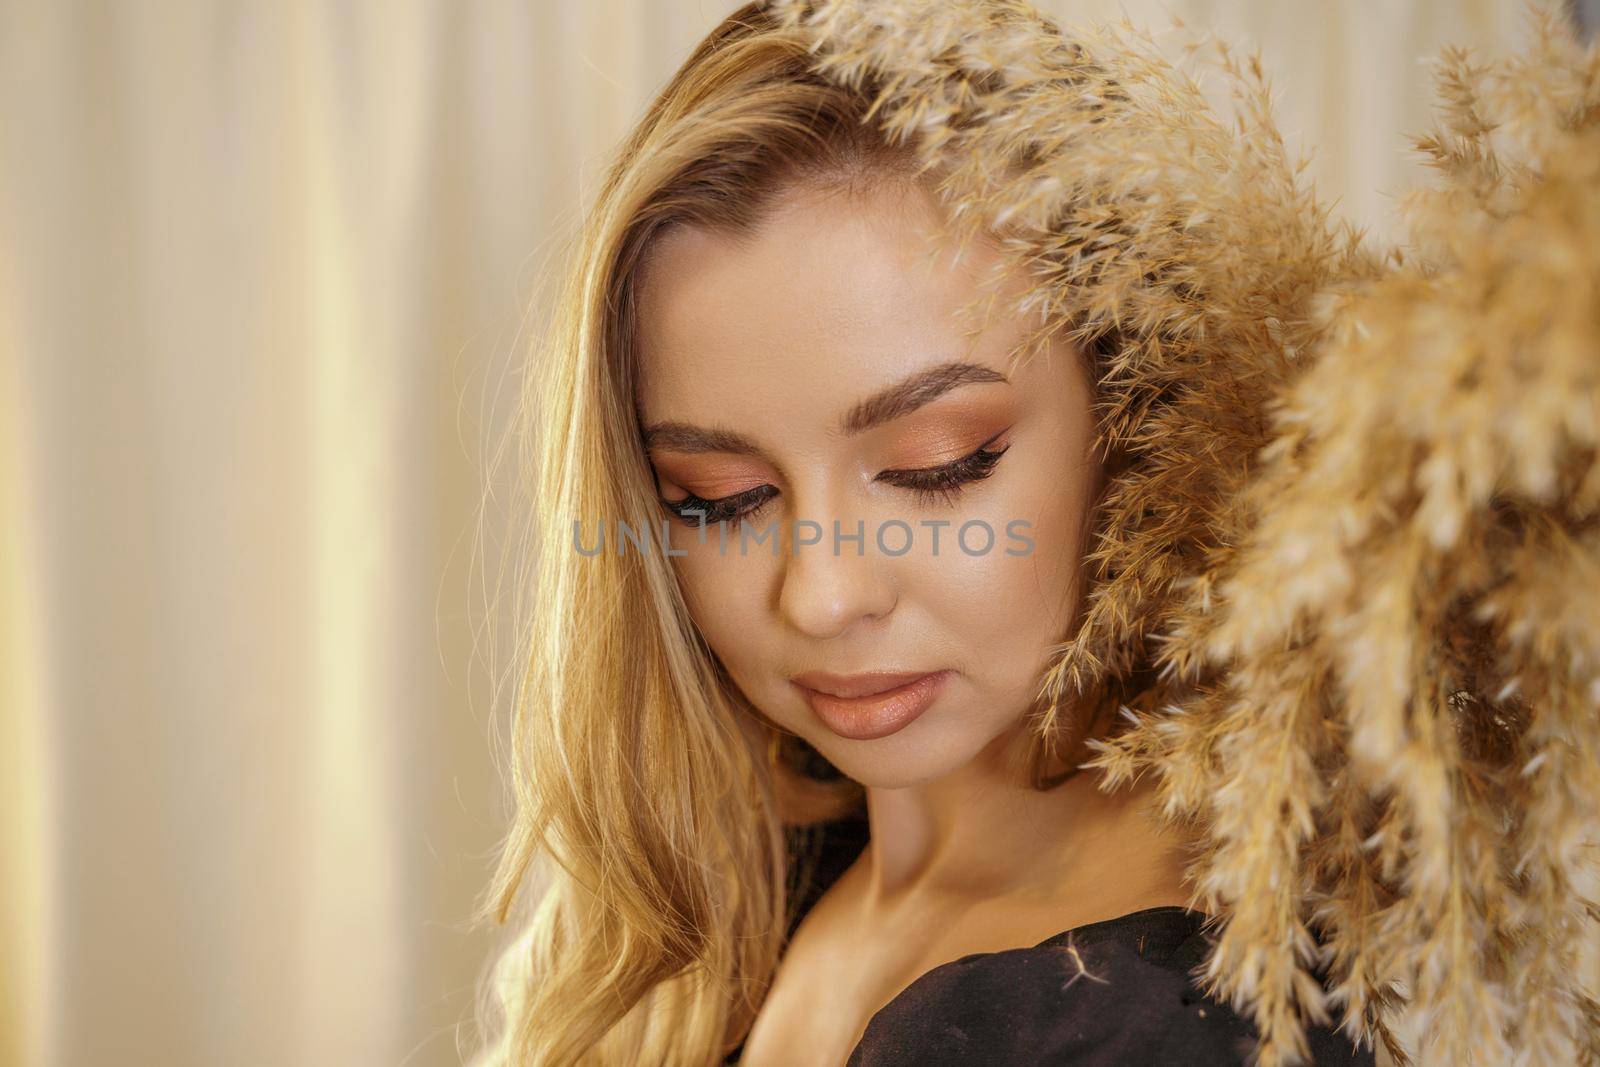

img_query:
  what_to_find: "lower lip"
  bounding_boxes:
[795,671,952,741]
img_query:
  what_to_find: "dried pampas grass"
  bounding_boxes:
[772,1,1600,1064]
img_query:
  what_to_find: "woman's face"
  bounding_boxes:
[633,178,1101,789]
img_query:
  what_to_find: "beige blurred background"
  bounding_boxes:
[2,3,1587,1066]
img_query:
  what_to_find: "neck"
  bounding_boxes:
[857,717,1193,910]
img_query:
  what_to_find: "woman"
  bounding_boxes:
[473,1,1600,1065]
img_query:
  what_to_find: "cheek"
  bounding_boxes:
[669,534,775,678]
[909,449,1092,682]
[1009,464,1094,625]
[897,518,1077,682]
[955,447,1090,607]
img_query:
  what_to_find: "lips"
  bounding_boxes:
[791,669,952,741]
[791,669,937,698]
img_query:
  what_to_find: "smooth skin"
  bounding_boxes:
[634,178,1196,1065]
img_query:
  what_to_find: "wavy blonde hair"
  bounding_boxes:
[471,7,985,1065]
[473,1,1600,1065]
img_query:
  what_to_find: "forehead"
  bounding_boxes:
[632,181,1027,424]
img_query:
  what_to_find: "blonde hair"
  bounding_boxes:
[472,6,1002,1064]
[473,1,1600,1064]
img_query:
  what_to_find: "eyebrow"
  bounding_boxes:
[640,360,1009,457]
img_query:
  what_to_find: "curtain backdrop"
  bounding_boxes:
[0,3,1551,1066]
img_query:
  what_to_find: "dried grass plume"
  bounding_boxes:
[473,1,1600,1063]
[774,1,1600,1064]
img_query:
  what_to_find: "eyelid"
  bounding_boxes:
[667,478,769,500]
[878,425,1012,476]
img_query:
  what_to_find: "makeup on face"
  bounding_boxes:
[632,177,1100,788]
[646,384,1020,531]
[790,669,953,741]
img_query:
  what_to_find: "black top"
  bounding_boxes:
[725,816,1374,1066]
[844,903,1373,1065]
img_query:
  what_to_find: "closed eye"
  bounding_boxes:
[658,427,1013,528]
[874,427,1012,507]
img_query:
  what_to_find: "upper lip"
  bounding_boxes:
[791,669,942,699]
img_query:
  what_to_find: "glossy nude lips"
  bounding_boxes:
[790,669,952,741]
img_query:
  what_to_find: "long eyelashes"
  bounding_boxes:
[658,429,1012,529]
[662,483,780,528]
[874,434,1010,507]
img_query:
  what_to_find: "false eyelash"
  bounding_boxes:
[875,439,1011,507]
[662,484,779,529]
[657,430,1013,529]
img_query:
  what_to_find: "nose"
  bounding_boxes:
[776,516,899,640]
